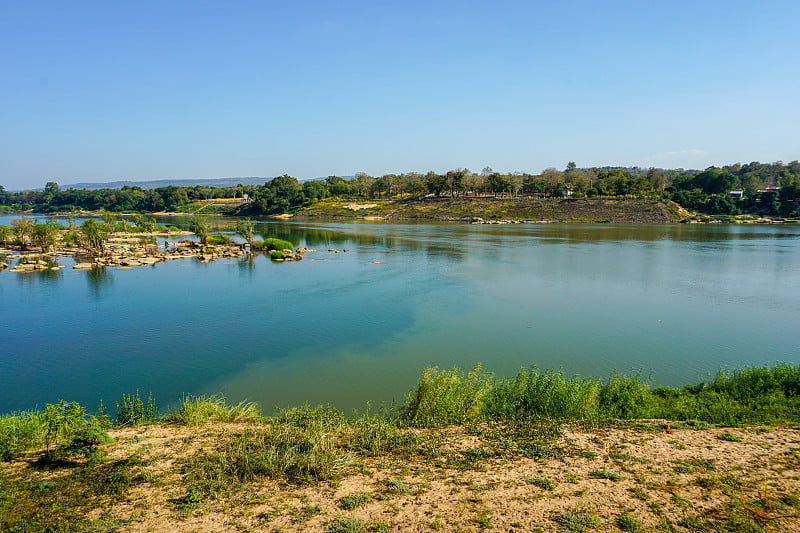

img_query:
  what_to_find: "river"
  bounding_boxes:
[1,215,799,414]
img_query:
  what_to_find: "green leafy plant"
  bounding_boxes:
[115,391,156,426]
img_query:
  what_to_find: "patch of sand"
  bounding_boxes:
[344,203,378,210]
[13,422,788,532]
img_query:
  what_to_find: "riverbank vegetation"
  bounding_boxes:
[2,363,799,531]
[2,160,799,221]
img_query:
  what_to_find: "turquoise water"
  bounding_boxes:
[2,216,799,414]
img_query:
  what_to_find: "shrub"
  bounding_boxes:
[261,237,294,251]
[207,234,234,245]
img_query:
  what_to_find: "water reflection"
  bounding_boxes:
[86,266,112,297]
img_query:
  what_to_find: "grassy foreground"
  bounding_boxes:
[1,364,799,532]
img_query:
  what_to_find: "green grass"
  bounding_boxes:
[0,410,48,460]
[165,394,260,426]
[400,364,493,427]
[400,362,800,426]
[181,405,425,491]
[184,424,347,487]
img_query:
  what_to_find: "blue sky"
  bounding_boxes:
[1,1,798,190]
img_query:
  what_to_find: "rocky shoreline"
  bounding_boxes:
[0,231,314,274]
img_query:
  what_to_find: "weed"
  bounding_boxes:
[609,451,650,464]
[185,424,350,488]
[377,478,411,495]
[0,452,147,531]
[525,476,556,491]
[349,413,418,456]
[166,394,260,426]
[327,518,387,533]
[476,509,492,529]
[340,492,371,510]
[628,487,649,500]
[553,510,599,532]
[488,367,600,420]
[589,468,622,481]
[293,505,321,523]
[672,458,715,474]
[616,513,642,532]
[718,431,743,442]
[115,391,156,426]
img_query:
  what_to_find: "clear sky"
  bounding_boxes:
[1,0,798,190]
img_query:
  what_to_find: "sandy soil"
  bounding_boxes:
[10,422,793,532]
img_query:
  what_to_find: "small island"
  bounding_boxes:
[0,215,308,274]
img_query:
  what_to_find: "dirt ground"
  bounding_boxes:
[7,421,793,532]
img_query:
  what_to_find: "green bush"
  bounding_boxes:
[262,237,294,251]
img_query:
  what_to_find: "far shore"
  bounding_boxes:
[4,196,798,224]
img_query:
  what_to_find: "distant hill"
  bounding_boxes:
[59,177,273,191]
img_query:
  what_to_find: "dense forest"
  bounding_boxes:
[2,160,800,218]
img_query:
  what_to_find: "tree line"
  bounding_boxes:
[2,159,799,217]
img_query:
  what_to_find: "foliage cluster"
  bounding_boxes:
[252,237,294,251]
[3,159,798,218]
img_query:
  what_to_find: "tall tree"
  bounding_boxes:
[235,218,255,248]
[81,219,108,255]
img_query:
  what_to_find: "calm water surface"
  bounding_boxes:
[2,216,799,413]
